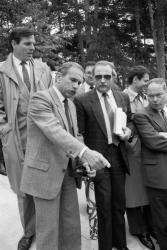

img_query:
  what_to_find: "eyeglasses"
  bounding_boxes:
[94,75,112,81]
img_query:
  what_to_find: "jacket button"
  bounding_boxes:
[62,169,66,173]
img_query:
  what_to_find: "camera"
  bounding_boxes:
[75,165,88,177]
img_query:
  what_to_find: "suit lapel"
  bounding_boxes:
[90,89,108,139]
[112,89,125,109]
[147,106,167,131]
[48,87,69,131]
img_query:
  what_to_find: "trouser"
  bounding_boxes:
[17,193,35,237]
[94,144,127,250]
[147,187,167,250]
[34,171,81,250]
[126,205,154,235]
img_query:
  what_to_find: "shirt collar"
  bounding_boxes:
[96,88,113,100]
[13,54,30,67]
[53,85,65,104]
[125,87,138,102]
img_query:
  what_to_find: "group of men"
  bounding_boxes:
[0,26,167,250]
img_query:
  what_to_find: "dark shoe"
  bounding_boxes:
[137,233,155,250]
[116,247,130,250]
[17,235,34,250]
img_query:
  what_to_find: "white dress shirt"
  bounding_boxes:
[13,55,30,81]
[84,81,94,93]
[96,89,117,144]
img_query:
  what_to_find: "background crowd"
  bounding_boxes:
[0,23,167,250]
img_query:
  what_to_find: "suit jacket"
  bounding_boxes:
[74,88,133,173]
[20,87,85,199]
[0,53,52,194]
[134,106,167,188]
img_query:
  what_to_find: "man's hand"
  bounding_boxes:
[83,162,96,178]
[81,148,110,171]
[159,132,167,139]
[118,127,131,141]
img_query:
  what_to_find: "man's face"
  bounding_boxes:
[59,67,84,99]
[134,73,149,94]
[147,83,165,110]
[84,65,94,86]
[94,65,113,93]
[12,35,35,61]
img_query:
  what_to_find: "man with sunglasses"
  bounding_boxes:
[76,61,96,96]
[74,60,133,250]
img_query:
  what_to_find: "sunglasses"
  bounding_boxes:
[95,75,112,81]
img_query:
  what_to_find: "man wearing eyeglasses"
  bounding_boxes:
[134,78,167,250]
[74,60,133,250]
[76,61,96,96]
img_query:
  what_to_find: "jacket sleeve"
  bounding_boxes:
[134,112,167,152]
[28,91,85,159]
[0,74,11,138]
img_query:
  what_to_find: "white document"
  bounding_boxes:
[113,107,127,136]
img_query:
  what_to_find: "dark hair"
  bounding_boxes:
[127,65,149,85]
[8,27,35,52]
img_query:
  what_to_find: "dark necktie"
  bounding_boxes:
[89,85,94,90]
[160,110,167,124]
[63,98,74,135]
[21,61,31,92]
[103,93,119,145]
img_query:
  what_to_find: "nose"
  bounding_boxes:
[73,81,79,89]
[30,44,35,51]
[153,96,157,102]
[101,76,105,83]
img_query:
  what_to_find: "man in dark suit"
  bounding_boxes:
[75,60,133,250]
[134,78,167,250]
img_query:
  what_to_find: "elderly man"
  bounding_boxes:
[0,27,52,250]
[20,62,110,250]
[75,60,133,250]
[134,78,167,250]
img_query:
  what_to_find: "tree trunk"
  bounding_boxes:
[134,0,141,43]
[75,0,85,65]
[148,0,165,79]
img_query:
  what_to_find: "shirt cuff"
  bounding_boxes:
[79,146,88,159]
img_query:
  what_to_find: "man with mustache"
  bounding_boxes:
[20,61,110,250]
[0,27,53,250]
[75,60,133,250]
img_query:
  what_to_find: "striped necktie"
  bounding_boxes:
[63,98,74,135]
[103,93,119,146]
[20,61,31,92]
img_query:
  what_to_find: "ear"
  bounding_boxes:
[56,72,62,84]
[11,40,17,49]
[133,76,138,84]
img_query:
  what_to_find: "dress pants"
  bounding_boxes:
[94,144,126,250]
[33,170,81,250]
[147,187,167,250]
[17,193,35,237]
[126,205,153,235]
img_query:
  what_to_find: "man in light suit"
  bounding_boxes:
[0,27,52,250]
[134,78,167,250]
[74,60,133,250]
[20,62,110,250]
